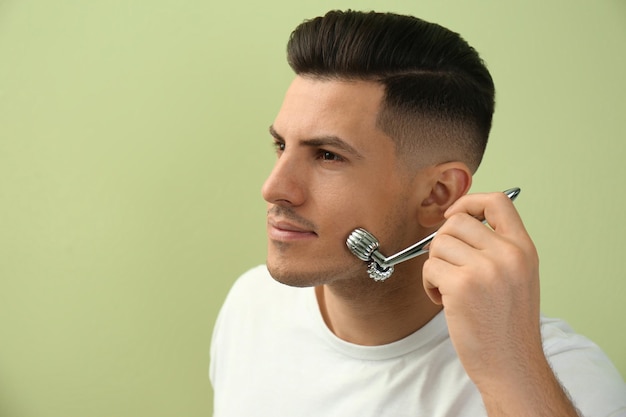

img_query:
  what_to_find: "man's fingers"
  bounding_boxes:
[444,191,526,237]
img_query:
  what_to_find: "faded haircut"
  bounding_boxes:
[286,10,495,172]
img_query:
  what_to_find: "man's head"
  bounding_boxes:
[263,11,493,287]
[286,10,494,172]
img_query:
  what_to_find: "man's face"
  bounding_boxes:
[262,76,425,287]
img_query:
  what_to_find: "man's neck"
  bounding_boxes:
[314,261,442,346]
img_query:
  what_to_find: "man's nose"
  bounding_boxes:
[261,153,306,207]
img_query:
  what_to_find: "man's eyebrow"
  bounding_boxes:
[268,125,364,160]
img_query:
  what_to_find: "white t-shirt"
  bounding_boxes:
[210,265,626,417]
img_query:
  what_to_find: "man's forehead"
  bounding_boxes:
[274,76,385,135]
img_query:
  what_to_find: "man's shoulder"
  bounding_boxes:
[539,316,626,413]
[229,264,285,296]
[539,315,622,375]
[230,264,272,290]
[212,264,313,350]
[223,264,303,311]
[540,316,602,354]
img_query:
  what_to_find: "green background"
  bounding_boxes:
[1,1,624,416]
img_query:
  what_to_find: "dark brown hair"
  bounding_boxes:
[287,10,495,171]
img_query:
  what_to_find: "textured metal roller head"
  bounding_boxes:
[346,228,394,281]
[367,262,394,282]
[346,228,379,261]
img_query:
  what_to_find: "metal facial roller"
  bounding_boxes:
[346,188,521,282]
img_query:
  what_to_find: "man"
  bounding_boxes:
[210,10,626,416]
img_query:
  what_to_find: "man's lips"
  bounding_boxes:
[267,218,318,241]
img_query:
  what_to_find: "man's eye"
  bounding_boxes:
[319,150,343,162]
[272,141,285,153]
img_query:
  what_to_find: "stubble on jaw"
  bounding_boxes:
[266,244,367,289]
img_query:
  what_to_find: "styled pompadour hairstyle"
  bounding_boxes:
[286,10,495,171]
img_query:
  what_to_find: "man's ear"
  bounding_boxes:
[417,162,472,228]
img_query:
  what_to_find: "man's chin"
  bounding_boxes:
[266,262,325,288]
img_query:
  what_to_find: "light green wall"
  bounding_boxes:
[1,1,624,416]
